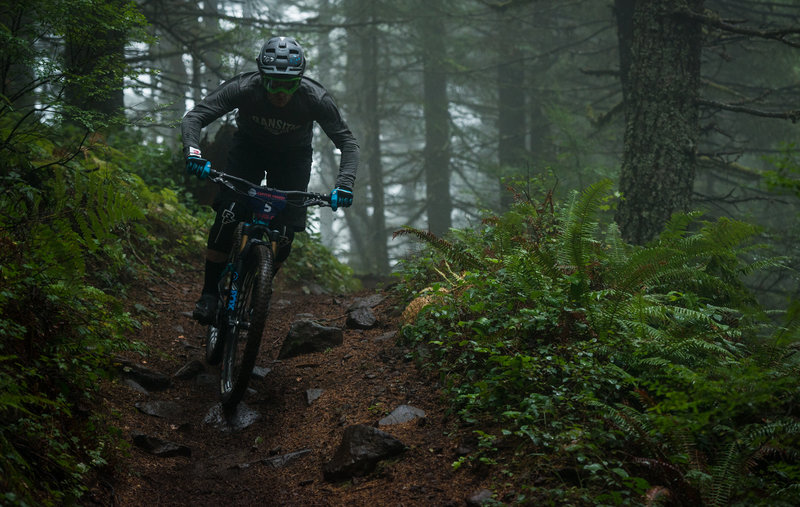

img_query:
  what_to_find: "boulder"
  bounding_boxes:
[305,388,325,406]
[346,306,377,330]
[135,400,184,419]
[278,320,343,359]
[203,403,262,432]
[262,449,312,469]
[173,360,204,380]
[116,358,171,391]
[131,432,191,458]
[377,405,426,426]
[323,424,405,481]
[347,294,385,311]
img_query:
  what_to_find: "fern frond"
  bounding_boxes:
[657,211,704,243]
[612,245,688,293]
[560,178,614,271]
[709,440,739,507]
[393,226,483,270]
[528,246,563,281]
[603,222,629,266]
[771,300,800,349]
[775,483,800,499]
[661,338,735,366]
[743,420,800,442]
[738,256,788,277]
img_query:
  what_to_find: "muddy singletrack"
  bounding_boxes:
[97,268,493,506]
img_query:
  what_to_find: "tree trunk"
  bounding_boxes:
[359,3,390,275]
[315,0,337,250]
[615,0,703,244]
[0,2,36,112]
[63,0,127,117]
[614,0,635,103]
[342,0,380,274]
[496,10,526,212]
[149,29,188,148]
[420,10,452,236]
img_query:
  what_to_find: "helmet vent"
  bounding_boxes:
[257,37,306,78]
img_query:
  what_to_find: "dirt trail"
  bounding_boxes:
[98,268,490,506]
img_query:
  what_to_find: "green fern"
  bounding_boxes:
[393,225,483,271]
[560,178,613,273]
[708,421,800,506]
[396,179,800,504]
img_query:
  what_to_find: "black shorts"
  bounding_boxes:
[214,130,313,232]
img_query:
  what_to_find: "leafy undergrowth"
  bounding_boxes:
[0,122,355,505]
[395,180,800,506]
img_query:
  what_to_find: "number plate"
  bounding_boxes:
[248,188,288,221]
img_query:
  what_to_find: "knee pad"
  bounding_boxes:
[207,200,250,253]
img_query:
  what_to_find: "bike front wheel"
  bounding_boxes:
[219,243,273,408]
[205,323,224,365]
[205,288,230,365]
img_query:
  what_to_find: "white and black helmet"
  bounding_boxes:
[257,37,306,78]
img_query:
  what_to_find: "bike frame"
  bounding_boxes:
[222,223,275,320]
[205,170,331,405]
[211,170,330,324]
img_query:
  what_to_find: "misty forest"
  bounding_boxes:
[4,0,800,505]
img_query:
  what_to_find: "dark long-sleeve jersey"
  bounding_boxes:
[181,72,359,189]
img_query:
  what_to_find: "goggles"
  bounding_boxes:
[263,75,301,94]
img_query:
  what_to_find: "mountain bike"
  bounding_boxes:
[203,169,331,408]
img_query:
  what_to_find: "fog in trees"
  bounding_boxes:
[113,0,800,304]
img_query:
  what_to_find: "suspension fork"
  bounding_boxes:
[227,222,260,317]
[226,261,242,314]
[241,221,283,260]
[267,225,288,259]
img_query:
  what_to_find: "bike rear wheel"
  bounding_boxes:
[220,243,273,408]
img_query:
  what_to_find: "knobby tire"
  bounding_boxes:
[220,243,273,408]
[205,324,224,365]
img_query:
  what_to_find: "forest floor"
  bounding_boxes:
[94,265,496,506]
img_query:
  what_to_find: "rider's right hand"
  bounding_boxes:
[185,147,211,179]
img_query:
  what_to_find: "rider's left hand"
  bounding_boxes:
[331,187,353,211]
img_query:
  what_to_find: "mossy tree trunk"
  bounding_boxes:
[615,0,703,245]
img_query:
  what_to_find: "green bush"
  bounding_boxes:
[0,123,206,505]
[397,180,800,505]
[281,230,361,294]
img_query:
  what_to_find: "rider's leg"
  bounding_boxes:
[193,199,248,324]
[192,249,227,325]
[202,249,228,295]
[272,229,295,277]
[264,148,311,271]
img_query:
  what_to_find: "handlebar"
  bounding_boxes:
[207,169,331,208]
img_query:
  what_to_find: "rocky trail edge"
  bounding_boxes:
[95,268,495,506]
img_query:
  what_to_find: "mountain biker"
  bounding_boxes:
[181,36,359,325]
